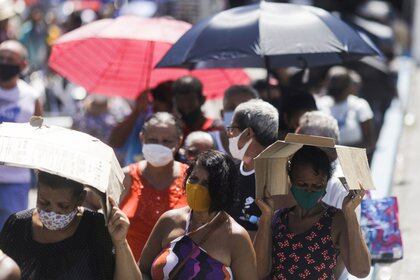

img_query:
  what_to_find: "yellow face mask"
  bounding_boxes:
[186,182,211,212]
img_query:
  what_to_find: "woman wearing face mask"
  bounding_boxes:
[120,112,187,261]
[0,171,141,280]
[139,150,258,279]
[254,146,371,280]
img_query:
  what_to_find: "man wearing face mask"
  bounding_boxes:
[210,85,259,155]
[173,76,223,138]
[119,112,188,261]
[0,40,42,229]
[226,99,279,235]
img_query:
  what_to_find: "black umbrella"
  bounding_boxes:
[157,1,380,71]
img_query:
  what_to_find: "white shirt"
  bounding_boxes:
[0,80,38,184]
[322,160,348,209]
[317,95,373,145]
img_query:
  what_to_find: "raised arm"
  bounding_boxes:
[254,196,274,279]
[107,197,142,280]
[332,190,371,278]
[230,227,258,280]
[109,91,150,148]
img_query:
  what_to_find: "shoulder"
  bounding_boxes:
[82,208,106,224]
[160,207,189,224]
[227,215,253,244]
[3,209,33,229]
[348,95,371,109]
[316,95,334,109]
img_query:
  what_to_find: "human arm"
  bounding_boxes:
[332,190,371,278]
[34,99,43,116]
[107,197,142,280]
[254,194,274,279]
[138,211,172,277]
[109,91,150,148]
[0,252,21,280]
[230,227,258,280]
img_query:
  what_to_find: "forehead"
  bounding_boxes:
[144,123,177,136]
[290,164,326,184]
[38,184,75,202]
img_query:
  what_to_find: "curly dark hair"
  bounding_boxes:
[289,146,333,183]
[184,150,237,213]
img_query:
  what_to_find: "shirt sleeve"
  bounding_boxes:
[356,98,374,123]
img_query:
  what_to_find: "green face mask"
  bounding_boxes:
[290,185,326,210]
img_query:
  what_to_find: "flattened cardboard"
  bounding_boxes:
[254,133,375,199]
[335,146,375,190]
[0,121,124,223]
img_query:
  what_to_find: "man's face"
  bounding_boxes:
[175,92,201,116]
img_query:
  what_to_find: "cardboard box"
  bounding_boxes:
[0,118,124,223]
[254,133,375,199]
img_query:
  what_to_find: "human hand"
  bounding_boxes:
[256,187,275,220]
[342,185,366,215]
[135,90,151,113]
[107,196,130,247]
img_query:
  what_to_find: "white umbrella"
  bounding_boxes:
[0,117,124,222]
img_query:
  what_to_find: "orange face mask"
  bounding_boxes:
[186,182,211,212]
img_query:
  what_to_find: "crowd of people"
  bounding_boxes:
[0,0,411,279]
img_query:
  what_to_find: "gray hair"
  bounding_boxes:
[298,111,340,142]
[142,112,183,137]
[184,131,214,148]
[234,99,279,147]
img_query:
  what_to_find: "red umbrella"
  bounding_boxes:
[49,16,250,100]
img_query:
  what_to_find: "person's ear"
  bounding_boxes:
[247,127,255,139]
[220,109,224,119]
[139,132,144,143]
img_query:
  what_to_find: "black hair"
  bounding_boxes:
[151,80,174,103]
[289,146,333,182]
[224,85,260,100]
[281,91,317,116]
[37,171,84,198]
[185,150,237,213]
[172,76,204,101]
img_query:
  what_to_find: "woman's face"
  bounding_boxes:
[290,164,328,192]
[37,184,81,214]
[141,124,181,151]
[188,164,209,188]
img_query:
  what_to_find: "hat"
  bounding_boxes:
[0,0,15,21]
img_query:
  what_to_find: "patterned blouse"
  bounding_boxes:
[271,206,339,280]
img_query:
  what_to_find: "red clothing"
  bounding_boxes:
[120,163,188,261]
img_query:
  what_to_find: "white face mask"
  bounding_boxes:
[228,129,252,161]
[223,111,234,128]
[38,208,78,231]
[142,143,174,167]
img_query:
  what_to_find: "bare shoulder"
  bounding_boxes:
[227,215,253,243]
[159,207,190,226]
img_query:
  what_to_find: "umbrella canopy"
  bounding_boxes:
[0,119,123,199]
[49,16,250,99]
[157,1,380,70]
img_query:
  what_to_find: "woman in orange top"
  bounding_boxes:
[120,112,187,261]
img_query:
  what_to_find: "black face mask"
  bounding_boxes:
[181,108,202,126]
[0,63,20,82]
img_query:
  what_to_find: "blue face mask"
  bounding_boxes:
[290,185,326,210]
